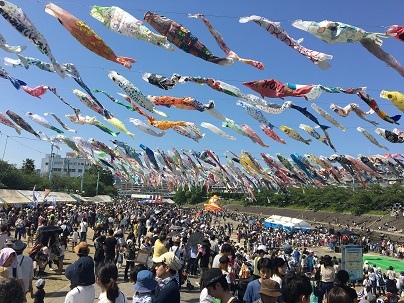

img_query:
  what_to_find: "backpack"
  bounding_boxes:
[124,241,136,260]
[237,275,258,301]
[94,244,104,262]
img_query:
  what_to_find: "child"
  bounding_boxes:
[117,246,124,269]
[58,237,66,274]
[71,228,78,252]
[132,270,158,303]
[33,278,45,303]
[27,223,35,247]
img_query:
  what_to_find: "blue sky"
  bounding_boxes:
[0,0,403,170]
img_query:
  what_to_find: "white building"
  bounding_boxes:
[40,153,90,178]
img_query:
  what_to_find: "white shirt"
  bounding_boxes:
[98,290,127,303]
[200,287,213,303]
[80,222,88,233]
[0,234,9,249]
[72,232,79,242]
[16,255,34,292]
[64,285,95,303]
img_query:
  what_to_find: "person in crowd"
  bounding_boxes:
[271,257,287,301]
[218,255,232,288]
[376,267,386,296]
[96,262,127,303]
[197,239,211,283]
[153,233,168,259]
[383,279,400,303]
[327,286,353,303]
[314,255,335,303]
[253,245,267,278]
[0,247,18,280]
[212,243,234,269]
[0,225,10,249]
[124,232,136,282]
[0,277,25,303]
[64,242,95,303]
[259,278,282,303]
[202,268,242,303]
[334,269,358,303]
[130,264,148,302]
[104,229,118,264]
[387,266,396,281]
[152,251,181,303]
[368,267,377,295]
[132,270,158,303]
[244,258,272,303]
[71,228,78,252]
[33,278,45,303]
[79,218,88,242]
[282,273,312,303]
[57,237,66,274]
[12,240,34,301]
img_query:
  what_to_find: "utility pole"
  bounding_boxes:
[95,168,100,196]
[48,143,55,181]
[80,161,85,193]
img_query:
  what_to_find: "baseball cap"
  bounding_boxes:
[36,279,45,288]
[152,252,181,271]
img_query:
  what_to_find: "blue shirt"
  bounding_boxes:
[243,279,261,303]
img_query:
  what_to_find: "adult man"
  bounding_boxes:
[153,251,181,303]
[79,218,88,242]
[12,240,34,302]
[0,225,9,249]
[212,243,233,269]
[124,232,136,282]
[65,242,95,303]
[202,268,242,303]
[153,233,168,259]
[244,258,273,303]
[103,229,118,263]
[282,273,312,303]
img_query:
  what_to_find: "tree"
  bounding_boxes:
[21,158,35,174]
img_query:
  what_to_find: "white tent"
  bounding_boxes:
[264,215,313,232]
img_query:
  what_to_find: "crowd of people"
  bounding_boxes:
[0,198,401,303]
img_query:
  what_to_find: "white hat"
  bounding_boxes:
[36,278,45,288]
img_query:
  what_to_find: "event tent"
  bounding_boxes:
[264,215,313,232]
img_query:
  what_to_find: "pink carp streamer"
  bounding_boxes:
[239,15,332,70]
[189,14,264,70]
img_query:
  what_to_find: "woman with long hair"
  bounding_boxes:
[314,255,335,303]
[96,262,127,303]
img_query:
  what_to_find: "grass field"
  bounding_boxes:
[363,255,404,272]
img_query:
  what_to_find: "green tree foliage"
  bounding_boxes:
[0,160,116,196]
[21,158,35,174]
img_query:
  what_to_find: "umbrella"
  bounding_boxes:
[157,219,167,227]
[188,231,204,247]
[39,226,63,234]
[169,226,182,231]
[168,230,180,237]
